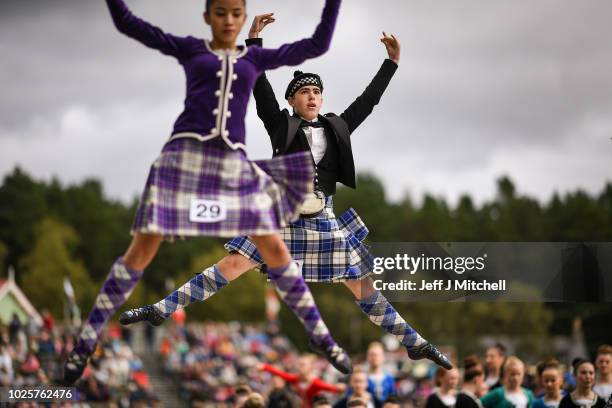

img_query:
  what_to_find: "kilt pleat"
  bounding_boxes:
[224,197,374,282]
[131,138,314,240]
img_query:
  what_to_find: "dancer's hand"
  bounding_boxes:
[381,31,400,64]
[249,13,276,39]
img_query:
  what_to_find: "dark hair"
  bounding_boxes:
[312,396,331,407]
[597,344,612,356]
[235,384,252,396]
[490,342,507,357]
[206,0,246,13]
[572,358,593,373]
[434,367,449,387]
[536,359,561,377]
[347,399,367,408]
[383,395,400,405]
[464,355,484,382]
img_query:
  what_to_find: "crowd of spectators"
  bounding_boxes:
[156,319,612,408]
[1,311,611,408]
[0,311,158,406]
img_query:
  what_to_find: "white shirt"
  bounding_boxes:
[439,393,457,407]
[571,393,602,408]
[485,375,499,387]
[301,118,327,164]
[573,397,598,407]
[593,383,612,400]
[0,351,14,381]
[541,397,562,408]
[505,390,528,408]
[369,372,385,400]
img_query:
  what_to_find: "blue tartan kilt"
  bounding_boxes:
[224,197,374,282]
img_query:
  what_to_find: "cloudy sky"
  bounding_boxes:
[1,0,611,205]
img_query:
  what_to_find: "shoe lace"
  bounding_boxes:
[329,345,346,361]
[66,353,84,369]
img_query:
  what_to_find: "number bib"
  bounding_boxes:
[189,199,227,223]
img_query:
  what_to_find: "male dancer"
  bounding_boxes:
[122,15,452,370]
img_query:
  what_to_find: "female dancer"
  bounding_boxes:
[457,355,487,408]
[594,345,612,401]
[425,367,460,408]
[559,360,606,408]
[63,0,350,384]
[481,356,535,408]
[533,359,564,408]
[121,14,452,370]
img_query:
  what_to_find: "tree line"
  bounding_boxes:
[0,167,610,357]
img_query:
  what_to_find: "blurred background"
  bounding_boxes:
[0,0,610,406]
[1,0,612,204]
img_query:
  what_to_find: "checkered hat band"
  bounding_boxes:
[288,76,323,98]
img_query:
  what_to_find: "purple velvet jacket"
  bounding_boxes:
[105,0,341,150]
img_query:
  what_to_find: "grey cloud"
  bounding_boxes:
[1,0,610,204]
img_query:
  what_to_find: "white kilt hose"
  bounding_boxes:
[225,196,374,282]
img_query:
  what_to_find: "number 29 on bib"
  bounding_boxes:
[189,199,227,223]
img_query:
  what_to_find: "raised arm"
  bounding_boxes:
[246,15,284,139]
[246,42,283,138]
[250,0,342,71]
[340,32,400,134]
[105,0,193,57]
[312,378,345,394]
[259,363,299,384]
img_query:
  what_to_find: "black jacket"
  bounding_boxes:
[559,394,606,408]
[245,38,398,194]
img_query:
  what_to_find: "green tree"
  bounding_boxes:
[19,218,96,318]
[546,190,608,241]
[47,179,134,282]
[487,176,545,241]
[1,167,610,349]
[0,241,7,273]
[0,168,48,268]
[334,173,401,241]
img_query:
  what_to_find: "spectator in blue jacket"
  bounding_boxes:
[366,342,397,402]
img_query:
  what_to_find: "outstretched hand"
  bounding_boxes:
[249,13,276,39]
[381,31,400,64]
[336,383,348,393]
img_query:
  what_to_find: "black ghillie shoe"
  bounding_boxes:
[119,305,165,327]
[407,342,453,369]
[63,351,88,385]
[309,339,353,375]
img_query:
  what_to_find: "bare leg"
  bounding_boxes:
[343,278,377,301]
[217,253,258,281]
[123,233,164,270]
[250,234,291,268]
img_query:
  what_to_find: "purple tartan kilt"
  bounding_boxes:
[131,138,314,240]
[225,197,374,282]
